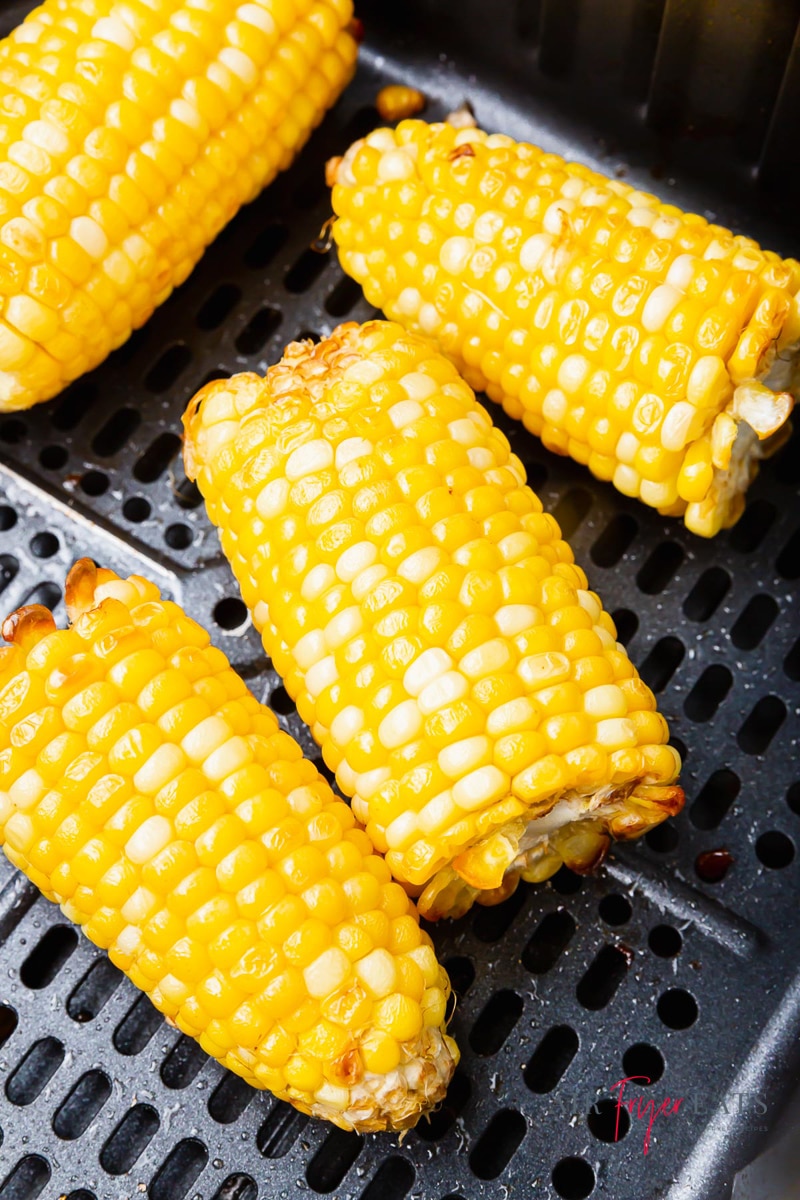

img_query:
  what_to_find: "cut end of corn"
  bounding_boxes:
[0,557,457,1131]
[0,0,358,411]
[327,121,800,536]
[183,319,684,918]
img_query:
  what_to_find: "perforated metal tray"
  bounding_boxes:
[0,7,799,1200]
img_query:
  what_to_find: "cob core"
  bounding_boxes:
[183,321,684,919]
[328,121,799,536]
[0,559,457,1131]
[0,0,358,412]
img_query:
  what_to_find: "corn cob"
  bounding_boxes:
[0,0,358,412]
[0,559,457,1131]
[326,121,800,537]
[182,320,684,920]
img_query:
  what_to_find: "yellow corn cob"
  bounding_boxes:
[327,121,800,537]
[182,321,684,920]
[0,0,358,412]
[0,559,457,1131]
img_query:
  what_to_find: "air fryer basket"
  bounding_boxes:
[0,3,798,1198]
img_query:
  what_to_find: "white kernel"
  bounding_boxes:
[355,948,397,997]
[487,696,539,736]
[134,743,186,795]
[70,216,108,261]
[518,651,571,688]
[92,14,135,50]
[576,589,602,622]
[626,206,656,228]
[335,760,355,794]
[595,717,638,749]
[305,655,338,697]
[666,253,697,290]
[343,359,384,385]
[557,354,590,394]
[354,766,391,800]
[377,149,415,182]
[560,177,586,200]
[396,286,422,316]
[125,815,171,864]
[615,431,640,464]
[460,639,512,680]
[114,926,142,957]
[302,563,336,602]
[253,601,269,627]
[448,417,481,446]
[389,399,425,428]
[404,648,453,697]
[203,736,253,783]
[419,303,442,333]
[315,1083,350,1109]
[417,670,468,715]
[385,809,418,849]
[286,438,333,481]
[219,45,257,86]
[237,3,278,36]
[439,735,491,779]
[543,199,575,235]
[378,699,422,750]
[660,401,696,452]
[642,284,682,332]
[351,564,389,602]
[121,887,158,923]
[397,547,443,584]
[294,629,326,670]
[651,215,681,240]
[583,684,627,719]
[495,605,539,636]
[541,243,575,285]
[182,715,231,762]
[399,371,438,402]
[640,479,679,507]
[542,388,568,423]
[580,187,610,208]
[365,128,398,152]
[325,606,363,650]
[467,446,495,470]
[417,790,456,838]
[519,232,552,272]
[256,477,290,519]
[330,705,363,748]
[613,464,641,497]
[9,769,45,811]
[304,947,351,998]
[335,436,373,468]
[474,210,504,243]
[23,119,69,156]
[337,541,377,582]
[453,765,510,811]
[440,236,474,274]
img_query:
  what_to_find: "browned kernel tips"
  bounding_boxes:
[64,556,98,622]
[1,603,56,647]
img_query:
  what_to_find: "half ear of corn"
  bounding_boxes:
[0,559,457,1131]
[183,320,684,920]
[0,0,358,412]
[327,121,800,537]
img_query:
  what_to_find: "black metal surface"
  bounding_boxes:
[0,8,799,1200]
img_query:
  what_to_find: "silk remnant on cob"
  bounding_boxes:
[327,121,799,537]
[0,560,457,1131]
[0,0,358,411]
[183,321,684,920]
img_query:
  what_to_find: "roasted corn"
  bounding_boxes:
[0,558,457,1131]
[0,0,358,412]
[183,321,684,919]
[327,121,799,536]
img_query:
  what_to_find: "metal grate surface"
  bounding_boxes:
[0,28,799,1200]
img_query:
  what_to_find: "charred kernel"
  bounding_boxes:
[184,321,684,922]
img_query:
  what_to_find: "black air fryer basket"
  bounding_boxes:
[0,2,798,1198]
